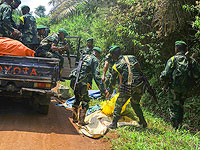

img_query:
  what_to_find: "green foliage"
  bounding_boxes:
[34,5,46,18]
[183,2,200,55]
[12,8,22,24]
[36,17,51,27]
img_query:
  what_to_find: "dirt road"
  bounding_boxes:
[0,98,111,150]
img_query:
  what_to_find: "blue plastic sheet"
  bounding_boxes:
[86,104,101,116]
[57,90,101,108]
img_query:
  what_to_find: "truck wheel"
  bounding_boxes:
[38,104,49,115]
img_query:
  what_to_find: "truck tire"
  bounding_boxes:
[38,104,49,115]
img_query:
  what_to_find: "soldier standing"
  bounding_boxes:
[106,46,147,129]
[18,5,38,50]
[71,47,108,125]
[160,41,192,129]
[79,38,94,88]
[0,0,21,38]
[11,0,21,29]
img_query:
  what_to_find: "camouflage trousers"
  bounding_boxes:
[113,82,146,124]
[168,89,186,127]
[72,82,90,110]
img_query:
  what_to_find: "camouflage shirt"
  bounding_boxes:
[78,54,105,93]
[19,13,38,44]
[0,2,14,37]
[40,33,59,51]
[80,47,93,56]
[160,52,190,92]
[108,55,142,93]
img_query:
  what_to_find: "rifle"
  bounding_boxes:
[73,53,84,90]
[134,63,157,104]
[141,75,158,104]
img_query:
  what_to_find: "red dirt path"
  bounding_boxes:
[0,98,111,150]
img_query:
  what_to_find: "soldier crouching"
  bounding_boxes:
[106,46,147,129]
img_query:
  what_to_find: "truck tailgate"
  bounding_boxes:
[0,56,60,83]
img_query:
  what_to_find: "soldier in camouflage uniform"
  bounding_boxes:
[0,0,21,38]
[57,39,71,68]
[80,38,94,55]
[37,25,47,43]
[10,0,21,30]
[78,38,94,89]
[18,5,38,50]
[107,46,147,129]
[160,41,190,129]
[37,28,68,79]
[71,47,108,125]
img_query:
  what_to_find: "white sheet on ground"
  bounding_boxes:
[79,110,139,138]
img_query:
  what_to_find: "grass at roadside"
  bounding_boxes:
[110,109,200,150]
[61,80,200,150]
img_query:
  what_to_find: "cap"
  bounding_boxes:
[87,38,93,42]
[109,45,120,54]
[58,28,68,36]
[14,0,21,4]
[21,5,29,10]
[37,25,47,29]
[175,41,187,46]
[93,47,102,53]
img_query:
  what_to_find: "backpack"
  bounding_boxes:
[172,54,191,90]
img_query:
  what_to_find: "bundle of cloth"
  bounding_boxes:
[0,37,35,57]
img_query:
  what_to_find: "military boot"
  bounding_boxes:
[132,104,147,128]
[78,108,88,126]
[72,107,78,123]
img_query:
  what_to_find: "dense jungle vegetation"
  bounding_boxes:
[14,0,200,149]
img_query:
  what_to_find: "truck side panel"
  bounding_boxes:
[0,56,60,82]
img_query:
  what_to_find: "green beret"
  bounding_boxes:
[37,25,47,29]
[93,47,102,53]
[87,38,93,42]
[175,41,187,46]
[21,5,29,10]
[109,45,120,54]
[14,0,21,4]
[58,28,68,36]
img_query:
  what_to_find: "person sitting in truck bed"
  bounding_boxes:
[36,28,69,79]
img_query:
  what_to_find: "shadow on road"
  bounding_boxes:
[0,97,79,135]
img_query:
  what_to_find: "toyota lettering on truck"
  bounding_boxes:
[0,65,38,76]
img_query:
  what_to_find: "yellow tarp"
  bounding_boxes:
[101,93,130,115]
